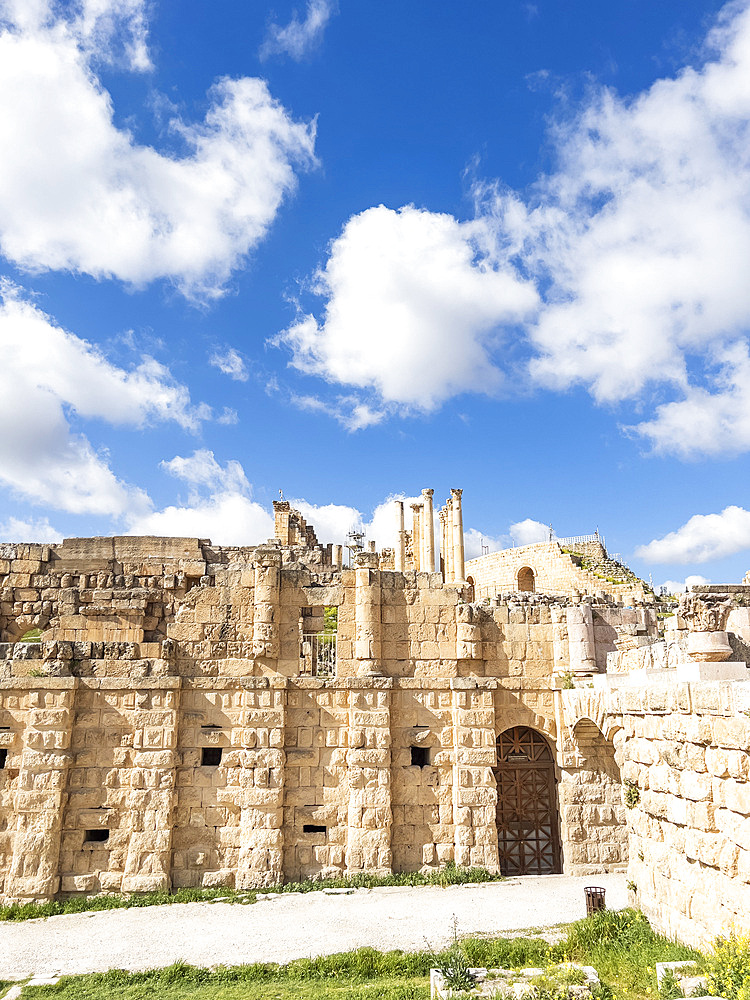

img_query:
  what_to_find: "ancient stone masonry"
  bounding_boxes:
[562,591,750,949]
[0,493,667,907]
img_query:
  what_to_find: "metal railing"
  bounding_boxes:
[300,632,337,679]
[556,532,605,549]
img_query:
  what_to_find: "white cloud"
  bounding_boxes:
[0,515,62,543]
[510,517,552,546]
[209,348,249,382]
[0,282,204,515]
[128,493,275,545]
[161,449,250,497]
[128,449,274,544]
[290,392,387,431]
[260,0,335,61]
[0,3,316,300]
[276,205,538,412]
[636,505,750,564]
[659,575,711,595]
[274,2,750,457]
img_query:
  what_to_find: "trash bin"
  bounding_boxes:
[585,886,606,916]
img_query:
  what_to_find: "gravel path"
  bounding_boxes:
[0,873,627,981]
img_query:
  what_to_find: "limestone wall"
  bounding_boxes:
[563,672,750,949]
[0,534,650,902]
[466,542,648,605]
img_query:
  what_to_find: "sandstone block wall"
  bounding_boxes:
[563,675,750,949]
[466,542,647,605]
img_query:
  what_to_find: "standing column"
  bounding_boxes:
[443,501,455,582]
[410,504,422,573]
[421,489,435,574]
[253,548,281,661]
[566,603,596,675]
[451,488,465,584]
[394,501,406,572]
[354,551,382,676]
[332,544,343,570]
[438,509,447,581]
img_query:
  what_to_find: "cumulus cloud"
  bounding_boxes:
[276,205,538,412]
[128,449,274,543]
[209,348,249,382]
[463,518,551,560]
[260,0,335,61]
[0,515,62,543]
[0,1,316,299]
[0,282,204,515]
[636,505,750,564]
[275,1,750,457]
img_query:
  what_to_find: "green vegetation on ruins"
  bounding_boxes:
[8,910,737,1000]
[0,862,504,923]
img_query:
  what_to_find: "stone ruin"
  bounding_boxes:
[0,487,747,949]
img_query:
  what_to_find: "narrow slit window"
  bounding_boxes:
[202,747,223,766]
[302,824,326,834]
[84,829,109,843]
[0,749,7,769]
[411,746,430,768]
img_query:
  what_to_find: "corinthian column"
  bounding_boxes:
[394,501,406,572]
[451,488,465,584]
[421,488,434,573]
[410,503,422,572]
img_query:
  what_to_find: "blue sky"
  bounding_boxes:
[1,0,750,592]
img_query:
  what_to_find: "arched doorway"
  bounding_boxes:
[517,567,535,592]
[494,726,561,875]
[466,576,475,602]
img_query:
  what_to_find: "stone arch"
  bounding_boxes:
[517,566,535,592]
[466,576,475,602]
[560,718,628,872]
[1,613,49,644]
[493,725,562,875]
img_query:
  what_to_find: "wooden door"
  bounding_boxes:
[494,727,561,876]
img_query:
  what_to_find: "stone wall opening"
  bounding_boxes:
[517,567,535,592]
[494,726,561,875]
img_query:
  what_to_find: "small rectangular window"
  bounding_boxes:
[302,824,326,834]
[411,746,429,768]
[84,829,109,843]
[0,749,7,769]
[202,747,222,766]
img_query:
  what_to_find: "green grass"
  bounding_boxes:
[14,910,706,1000]
[0,863,504,922]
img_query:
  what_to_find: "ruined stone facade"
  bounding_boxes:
[0,496,748,950]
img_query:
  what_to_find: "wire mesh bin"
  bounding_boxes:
[585,886,606,915]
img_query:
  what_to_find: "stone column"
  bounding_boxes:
[354,551,382,676]
[451,488,465,584]
[345,679,392,876]
[233,678,286,888]
[122,679,181,892]
[253,548,281,662]
[6,679,76,901]
[421,489,435,574]
[332,544,343,570]
[438,509,448,581]
[394,501,406,573]
[566,604,596,675]
[450,679,499,870]
[410,504,422,573]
